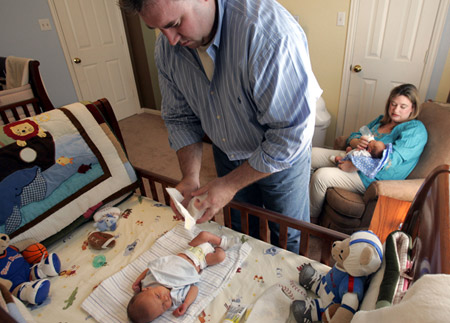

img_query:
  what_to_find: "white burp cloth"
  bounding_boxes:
[166,188,207,230]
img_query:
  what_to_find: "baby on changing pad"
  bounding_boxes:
[127,231,240,323]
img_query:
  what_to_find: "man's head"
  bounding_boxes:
[127,285,173,322]
[367,140,385,158]
[120,0,217,49]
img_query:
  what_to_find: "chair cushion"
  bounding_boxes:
[408,101,450,179]
[325,187,365,218]
[321,204,363,234]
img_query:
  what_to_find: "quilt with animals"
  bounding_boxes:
[0,103,137,242]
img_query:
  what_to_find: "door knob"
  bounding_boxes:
[73,57,82,64]
[353,64,362,73]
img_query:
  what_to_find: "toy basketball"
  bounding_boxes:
[22,243,48,265]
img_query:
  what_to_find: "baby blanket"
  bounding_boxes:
[346,143,393,179]
[82,223,252,323]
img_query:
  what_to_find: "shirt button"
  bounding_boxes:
[210,91,214,95]
[222,138,226,142]
[231,154,235,158]
[216,115,221,119]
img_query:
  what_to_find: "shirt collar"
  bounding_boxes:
[203,0,224,62]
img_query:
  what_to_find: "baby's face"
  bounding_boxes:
[139,285,173,320]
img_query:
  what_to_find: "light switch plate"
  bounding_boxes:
[337,12,346,26]
[39,19,52,31]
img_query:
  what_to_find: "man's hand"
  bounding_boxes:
[191,176,238,223]
[172,143,203,220]
[192,161,270,223]
[170,178,200,221]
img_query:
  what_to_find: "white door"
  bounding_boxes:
[49,0,140,120]
[338,0,445,137]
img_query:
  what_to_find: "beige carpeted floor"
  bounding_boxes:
[118,112,217,185]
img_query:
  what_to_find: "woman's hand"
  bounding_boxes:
[351,136,370,150]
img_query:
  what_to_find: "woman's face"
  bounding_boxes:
[388,95,414,123]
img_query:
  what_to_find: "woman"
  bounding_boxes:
[310,84,427,219]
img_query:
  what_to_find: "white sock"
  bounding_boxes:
[219,235,241,250]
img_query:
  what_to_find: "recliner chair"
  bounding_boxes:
[316,100,450,234]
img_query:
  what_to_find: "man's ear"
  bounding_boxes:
[359,246,373,266]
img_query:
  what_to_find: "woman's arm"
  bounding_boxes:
[376,121,427,179]
[172,285,199,317]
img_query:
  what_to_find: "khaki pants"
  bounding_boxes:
[310,147,365,219]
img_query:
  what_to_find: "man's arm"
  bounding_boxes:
[172,285,199,317]
[171,142,203,219]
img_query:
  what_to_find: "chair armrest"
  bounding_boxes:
[334,135,347,150]
[363,179,425,203]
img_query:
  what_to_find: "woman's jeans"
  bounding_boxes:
[213,145,311,253]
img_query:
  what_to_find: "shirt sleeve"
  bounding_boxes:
[247,33,321,173]
[375,120,427,179]
[155,36,205,151]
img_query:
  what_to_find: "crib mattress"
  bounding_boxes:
[26,194,328,322]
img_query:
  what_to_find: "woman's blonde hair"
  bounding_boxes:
[380,83,421,125]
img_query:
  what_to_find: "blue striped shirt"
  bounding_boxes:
[156,0,322,173]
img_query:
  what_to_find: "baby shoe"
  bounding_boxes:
[17,279,50,305]
[30,253,61,280]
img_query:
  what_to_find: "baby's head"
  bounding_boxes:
[368,140,385,158]
[127,285,173,322]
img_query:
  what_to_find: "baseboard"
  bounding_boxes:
[141,107,161,116]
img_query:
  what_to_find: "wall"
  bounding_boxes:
[0,0,77,107]
[1,0,448,144]
[427,4,450,103]
[278,0,349,146]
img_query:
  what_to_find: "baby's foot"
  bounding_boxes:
[219,235,242,250]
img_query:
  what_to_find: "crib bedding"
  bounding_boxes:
[0,102,138,244]
[25,194,329,323]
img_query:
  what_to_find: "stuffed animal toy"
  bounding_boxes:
[0,233,61,305]
[93,207,120,232]
[290,230,383,323]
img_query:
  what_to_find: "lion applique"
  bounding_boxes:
[3,119,47,147]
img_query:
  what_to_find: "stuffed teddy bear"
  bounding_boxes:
[0,233,61,305]
[93,207,120,232]
[290,230,383,323]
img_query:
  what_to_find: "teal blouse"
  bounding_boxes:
[347,115,427,188]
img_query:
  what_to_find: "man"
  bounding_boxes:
[120,0,322,252]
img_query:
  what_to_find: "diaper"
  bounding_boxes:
[182,242,215,270]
